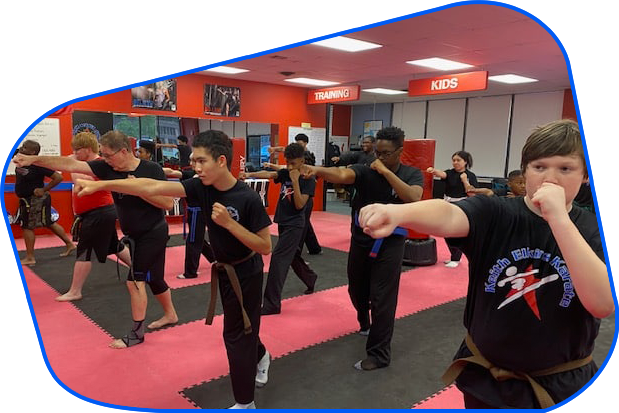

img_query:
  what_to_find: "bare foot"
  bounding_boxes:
[147,315,179,329]
[59,244,77,257]
[20,257,36,266]
[55,292,82,302]
[109,339,128,349]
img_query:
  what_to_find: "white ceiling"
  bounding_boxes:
[197,4,569,105]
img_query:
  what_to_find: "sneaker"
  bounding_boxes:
[358,328,370,336]
[261,307,281,316]
[228,401,256,409]
[444,261,459,268]
[255,350,271,388]
[176,274,198,279]
[308,250,323,255]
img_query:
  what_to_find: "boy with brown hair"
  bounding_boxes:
[359,119,613,408]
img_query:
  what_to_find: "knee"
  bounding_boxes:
[149,279,169,295]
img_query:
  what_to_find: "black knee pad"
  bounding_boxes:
[148,279,169,296]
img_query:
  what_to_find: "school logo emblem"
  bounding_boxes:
[496,265,559,320]
[226,206,240,222]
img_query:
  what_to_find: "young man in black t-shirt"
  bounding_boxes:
[13,140,76,265]
[73,130,273,409]
[358,120,613,409]
[242,142,319,315]
[14,131,178,349]
[301,126,424,371]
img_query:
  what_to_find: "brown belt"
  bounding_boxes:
[442,334,593,409]
[205,251,257,335]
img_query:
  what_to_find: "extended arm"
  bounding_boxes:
[426,167,447,179]
[359,199,470,239]
[302,165,356,185]
[14,154,94,175]
[76,177,187,199]
[242,170,278,180]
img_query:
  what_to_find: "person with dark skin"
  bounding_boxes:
[332,135,376,166]
[300,126,424,371]
[241,143,319,315]
[13,140,76,265]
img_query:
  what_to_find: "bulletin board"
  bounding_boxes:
[288,126,326,166]
[7,117,61,175]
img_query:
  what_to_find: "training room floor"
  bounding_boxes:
[11,210,615,410]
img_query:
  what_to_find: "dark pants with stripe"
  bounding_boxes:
[184,206,205,277]
[347,235,405,367]
[263,224,318,313]
[220,255,266,404]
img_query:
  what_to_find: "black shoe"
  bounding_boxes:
[353,358,386,371]
[261,307,281,316]
[308,250,323,255]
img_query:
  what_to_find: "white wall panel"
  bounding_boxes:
[465,95,512,177]
[426,99,466,170]
[508,91,564,172]
[392,101,426,139]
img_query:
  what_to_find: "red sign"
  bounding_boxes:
[408,71,488,96]
[308,85,360,104]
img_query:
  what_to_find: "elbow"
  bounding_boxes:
[590,301,615,319]
[259,240,272,256]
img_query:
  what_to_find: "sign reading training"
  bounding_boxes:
[408,71,488,96]
[308,85,360,104]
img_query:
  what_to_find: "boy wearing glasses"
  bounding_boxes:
[300,126,424,371]
[14,131,178,349]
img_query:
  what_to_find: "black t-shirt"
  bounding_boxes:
[88,159,166,238]
[14,165,56,198]
[273,169,316,227]
[181,178,272,265]
[177,145,191,167]
[443,168,478,198]
[448,195,604,407]
[349,163,424,244]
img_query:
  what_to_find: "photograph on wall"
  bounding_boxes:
[204,84,241,117]
[131,79,177,111]
[363,120,383,138]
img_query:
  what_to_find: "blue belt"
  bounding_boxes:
[354,212,408,258]
[185,206,201,243]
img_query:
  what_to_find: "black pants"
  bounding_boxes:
[462,391,494,409]
[263,224,318,313]
[347,236,405,367]
[448,244,463,262]
[303,198,321,254]
[220,256,266,404]
[184,206,205,277]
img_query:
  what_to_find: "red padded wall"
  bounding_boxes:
[401,139,435,239]
[231,138,246,179]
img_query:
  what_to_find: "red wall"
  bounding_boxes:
[562,89,577,121]
[5,73,327,238]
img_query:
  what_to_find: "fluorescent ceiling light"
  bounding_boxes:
[363,88,407,95]
[284,77,340,86]
[204,66,249,74]
[406,57,473,71]
[313,36,382,52]
[488,74,538,84]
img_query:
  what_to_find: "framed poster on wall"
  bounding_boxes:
[131,79,177,111]
[363,120,383,138]
[204,84,241,117]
